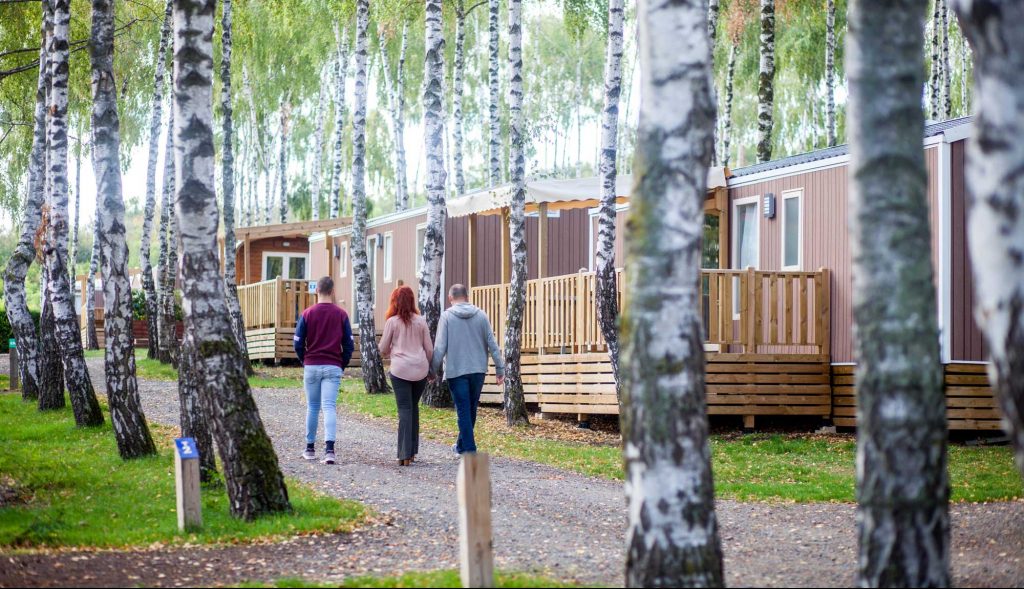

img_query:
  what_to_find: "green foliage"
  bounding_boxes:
[0,302,41,353]
[0,394,367,549]
[238,570,582,588]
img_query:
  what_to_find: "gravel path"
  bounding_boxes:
[1,355,1023,587]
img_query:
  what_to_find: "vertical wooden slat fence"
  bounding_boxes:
[237,277,317,360]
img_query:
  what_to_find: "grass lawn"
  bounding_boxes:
[0,392,367,549]
[83,348,301,389]
[239,570,582,588]
[336,380,1023,503]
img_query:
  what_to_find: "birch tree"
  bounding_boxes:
[721,44,737,166]
[502,0,529,427]
[220,0,250,369]
[451,0,469,198]
[84,210,100,351]
[825,0,837,147]
[350,0,390,395]
[623,0,723,584]
[39,290,66,411]
[330,24,350,218]
[172,0,291,520]
[377,24,409,212]
[311,83,326,221]
[419,0,449,408]
[952,0,1024,482]
[3,0,49,403]
[594,0,625,397]
[92,0,158,458]
[756,0,776,162]
[847,0,950,585]
[487,0,501,185]
[177,336,218,481]
[940,0,951,119]
[69,144,81,290]
[158,106,178,366]
[44,0,104,428]
[929,0,941,119]
[139,0,173,362]
[277,100,290,224]
[708,0,720,40]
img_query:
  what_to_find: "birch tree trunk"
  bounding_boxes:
[84,210,100,351]
[940,0,952,119]
[177,332,218,481]
[595,0,625,399]
[219,0,250,371]
[330,25,350,219]
[395,23,409,211]
[44,0,104,428]
[756,0,776,163]
[311,83,326,221]
[158,106,179,366]
[69,144,81,293]
[708,0,719,41]
[92,0,158,458]
[952,0,1024,483]
[930,0,941,119]
[351,0,390,395]
[277,101,290,224]
[140,0,172,363]
[452,0,468,198]
[39,289,66,411]
[825,0,838,147]
[722,43,736,167]
[487,0,501,186]
[502,0,529,427]
[847,0,950,585]
[3,0,49,403]
[172,0,291,520]
[419,0,450,408]
[623,0,723,584]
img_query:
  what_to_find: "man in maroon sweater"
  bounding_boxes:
[293,276,354,464]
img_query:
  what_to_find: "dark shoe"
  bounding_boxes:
[322,450,336,465]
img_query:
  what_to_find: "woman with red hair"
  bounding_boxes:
[379,285,433,466]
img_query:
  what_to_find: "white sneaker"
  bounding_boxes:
[323,450,336,465]
[302,448,316,461]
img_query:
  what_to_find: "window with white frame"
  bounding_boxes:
[781,190,803,270]
[415,224,427,274]
[732,196,760,315]
[383,232,394,282]
[337,241,349,277]
[262,252,309,281]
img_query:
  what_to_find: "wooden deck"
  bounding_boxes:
[238,277,316,361]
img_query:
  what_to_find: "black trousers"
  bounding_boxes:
[390,374,426,460]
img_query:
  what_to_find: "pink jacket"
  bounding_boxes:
[379,314,434,382]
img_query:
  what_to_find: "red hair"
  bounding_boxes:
[386,285,419,325]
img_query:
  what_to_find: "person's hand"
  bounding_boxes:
[496,374,506,386]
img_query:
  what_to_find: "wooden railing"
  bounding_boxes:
[238,277,316,330]
[472,267,830,356]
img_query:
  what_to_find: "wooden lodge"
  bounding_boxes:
[239,116,999,431]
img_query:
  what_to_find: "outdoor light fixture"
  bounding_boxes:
[282,241,291,247]
[763,193,776,219]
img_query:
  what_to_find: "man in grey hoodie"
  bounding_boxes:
[431,284,505,455]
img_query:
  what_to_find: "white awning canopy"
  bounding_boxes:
[447,168,729,218]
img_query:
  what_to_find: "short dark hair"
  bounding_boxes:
[317,276,334,295]
[449,284,469,300]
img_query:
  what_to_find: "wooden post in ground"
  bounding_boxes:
[174,437,203,531]
[457,453,494,589]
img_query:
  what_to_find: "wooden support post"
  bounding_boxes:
[468,214,478,290]
[819,267,831,357]
[744,267,756,353]
[743,415,755,430]
[326,235,335,282]
[457,453,494,589]
[243,235,251,285]
[174,438,203,531]
[276,276,286,331]
[717,188,730,270]
[500,208,512,284]
[537,203,549,279]
[8,339,19,391]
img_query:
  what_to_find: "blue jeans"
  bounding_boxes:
[304,365,342,445]
[449,373,485,454]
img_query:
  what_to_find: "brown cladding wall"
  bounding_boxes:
[951,139,987,361]
[235,237,311,284]
[728,146,942,363]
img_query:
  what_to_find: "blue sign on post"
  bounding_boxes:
[174,437,199,460]
[308,281,317,294]
[8,339,15,350]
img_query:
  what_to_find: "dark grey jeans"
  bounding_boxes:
[390,374,426,460]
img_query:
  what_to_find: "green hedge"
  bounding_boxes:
[0,305,42,354]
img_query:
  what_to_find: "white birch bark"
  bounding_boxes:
[848,0,950,585]
[172,0,290,520]
[311,82,326,221]
[419,0,449,408]
[44,0,104,428]
[940,0,952,119]
[92,0,157,458]
[756,0,775,163]
[708,0,719,42]
[502,0,529,427]
[330,24,350,219]
[277,100,290,224]
[825,0,838,147]
[595,0,625,398]
[722,43,736,167]
[4,0,49,402]
[158,104,178,366]
[952,0,1024,483]
[69,143,80,294]
[623,0,723,584]
[84,208,101,351]
[350,0,390,394]
[452,0,468,198]
[930,0,941,119]
[487,0,501,186]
